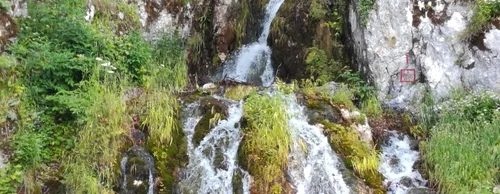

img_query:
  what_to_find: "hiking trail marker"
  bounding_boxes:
[400,54,416,83]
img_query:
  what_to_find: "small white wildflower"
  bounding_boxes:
[160,64,165,67]
[101,62,111,67]
[133,180,143,186]
[107,70,115,74]
[96,57,103,61]
[110,66,117,70]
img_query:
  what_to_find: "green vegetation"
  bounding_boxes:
[320,121,384,193]
[239,93,291,194]
[423,92,500,194]
[361,95,383,119]
[305,47,344,84]
[0,0,9,11]
[330,84,356,110]
[359,0,375,27]
[0,0,188,192]
[309,0,327,20]
[461,0,500,41]
[224,85,258,101]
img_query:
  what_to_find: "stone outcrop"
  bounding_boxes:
[0,0,27,54]
[348,0,500,108]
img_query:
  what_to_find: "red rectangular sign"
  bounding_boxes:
[400,69,416,82]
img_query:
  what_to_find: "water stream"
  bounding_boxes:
[284,94,351,194]
[177,101,250,194]
[222,0,284,86]
[379,131,428,194]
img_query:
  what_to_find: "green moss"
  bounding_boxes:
[320,120,385,192]
[239,93,290,193]
[224,85,257,101]
[330,85,356,110]
[305,99,323,109]
[147,123,188,193]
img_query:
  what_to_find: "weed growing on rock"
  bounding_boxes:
[320,121,385,193]
[239,93,291,194]
[224,85,258,101]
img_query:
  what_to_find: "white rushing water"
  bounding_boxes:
[379,131,428,194]
[284,94,350,194]
[222,0,284,87]
[178,101,250,194]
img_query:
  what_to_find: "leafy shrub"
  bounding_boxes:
[0,164,23,193]
[338,69,375,102]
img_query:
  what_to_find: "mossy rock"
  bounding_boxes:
[319,120,385,192]
[193,103,227,147]
[224,85,257,101]
[304,98,342,124]
[146,122,188,193]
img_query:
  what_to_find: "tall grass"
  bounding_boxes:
[146,33,188,91]
[240,93,291,194]
[143,88,179,145]
[63,68,128,193]
[423,93,500,193]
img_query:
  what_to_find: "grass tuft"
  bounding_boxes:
[239,93,291,194]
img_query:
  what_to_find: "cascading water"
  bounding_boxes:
[284,94,351,194]
[379,131,428,194]
[177,100,250,194]
[222,0,284,86]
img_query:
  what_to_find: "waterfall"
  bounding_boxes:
[284,94,351,194]
[379,131,428,194]
[222,0,284,87]
[177,101,248,194]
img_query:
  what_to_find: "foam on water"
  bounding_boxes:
[379,131,428,194]
[177,101,249,193]
[284,94,350,194]
[222,0,284,86]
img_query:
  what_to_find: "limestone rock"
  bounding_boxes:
[202,83,217,93]
[349,0,500,109]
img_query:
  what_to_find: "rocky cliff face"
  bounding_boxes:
[349,0,500,108]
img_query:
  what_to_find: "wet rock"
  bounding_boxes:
[389,156,400,167]
[202,83,217,93]
[407,187,436,194]
[304,99,342,124]
[121,146,156,194]
[399,176,413,187]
